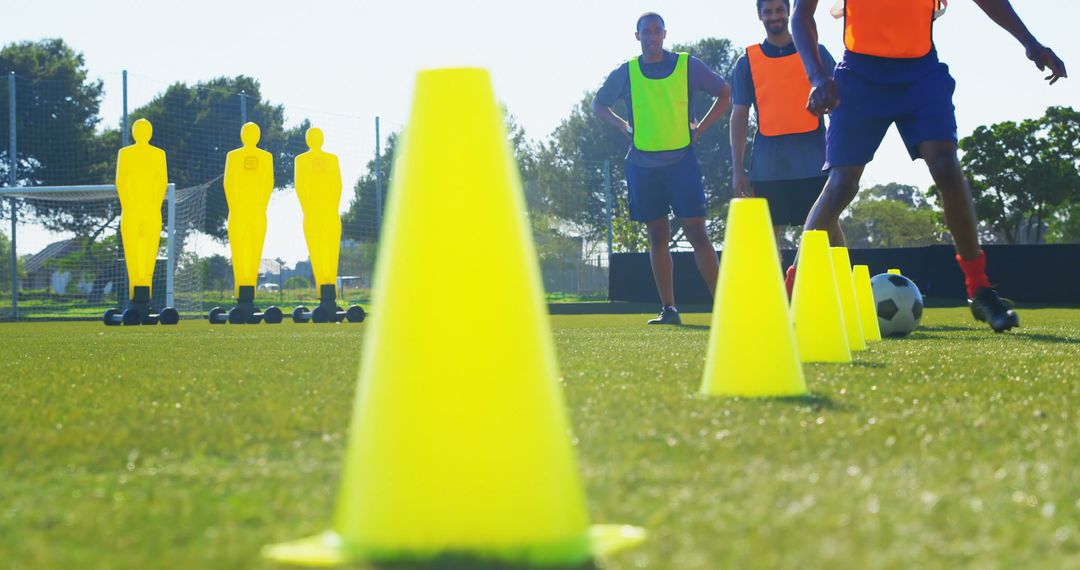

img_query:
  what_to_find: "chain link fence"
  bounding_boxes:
[0,71,616,320]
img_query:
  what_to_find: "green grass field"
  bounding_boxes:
[1,308,1078,569]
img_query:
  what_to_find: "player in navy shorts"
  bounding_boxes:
[593,12,731,325]
[789,0,1066,332]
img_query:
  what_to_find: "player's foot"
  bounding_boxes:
[969,287,1019,333]
[647,305,682,325]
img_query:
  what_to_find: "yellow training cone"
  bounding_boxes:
[263,68,643,567]
[831,247,866,352]
[853,265,882,342]
[888,268,902,275]
[701,198,805,397]
[791,231,851,363]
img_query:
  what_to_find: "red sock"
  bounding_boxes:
[956,250,992,298]
[784,265,797,299]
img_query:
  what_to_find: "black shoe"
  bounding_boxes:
[647,306,682,325]
[969,287,1019,333]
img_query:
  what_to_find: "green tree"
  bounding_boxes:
[0,39,114,188]
[1047,201,1080,243]
[342,132,396,242]
[284,275,310,290]
[341,108,537,244]
[0,230,26,290]
[841,191,948,248]
[196,254,232,300]
[131,76,310,239]
[960,106,1080,244]
[0,39,121,256]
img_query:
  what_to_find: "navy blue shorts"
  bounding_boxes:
[625,149,707,222]
[753,176,827,226]
[825,64,958,169]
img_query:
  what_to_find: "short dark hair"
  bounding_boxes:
[636,12,665,32]
[756,0,791,12]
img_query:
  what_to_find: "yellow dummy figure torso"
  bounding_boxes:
[115,118,168,298]
[223,122,274,296]
[294,127,343,290]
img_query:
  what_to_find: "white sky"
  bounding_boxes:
[7,0,1078,264]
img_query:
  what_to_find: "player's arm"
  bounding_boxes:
[591,98,633,142]
[972,0,1067,84]
[591,70,634,143]
[792,0,839,115]
[729,104,752,197]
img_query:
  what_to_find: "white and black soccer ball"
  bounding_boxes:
[870,273,924,337]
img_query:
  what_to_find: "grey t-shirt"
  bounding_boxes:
[595,50,728,168]
[731,41,836,181]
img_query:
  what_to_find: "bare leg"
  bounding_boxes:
[681,216,718,298]
[645,217,675,306]
[803,165,864,247]
[918,141,981,260]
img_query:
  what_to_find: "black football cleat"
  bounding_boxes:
[969,287,1019,333]
[647,306,682,325]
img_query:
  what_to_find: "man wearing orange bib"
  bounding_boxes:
[731,0,836,256]
[790,0,1066,332]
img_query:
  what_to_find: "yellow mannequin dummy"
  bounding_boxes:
[224,122,274,298]
[294,127,342,292]
[116,118,168,299]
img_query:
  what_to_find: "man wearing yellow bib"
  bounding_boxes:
[593,12,731,325]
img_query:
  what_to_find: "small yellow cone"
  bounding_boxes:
[263,68,642,567]
[701,198,805,397]
[853,265,882,342]
[831,247,866,352]
[888,268,902,275]
[791,231,851,363]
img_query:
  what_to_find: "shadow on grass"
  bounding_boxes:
[909,328,1077,345]
[677,324,710,331]
[1016,331,1079,345]
[772,392,842,410]
[851,360,886,368]
[918,325,974,333]
[366,558,595,570]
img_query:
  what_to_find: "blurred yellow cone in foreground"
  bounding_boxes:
[263,67,643,567]
[831,247,866,352]
[853,264,882,342]
[701,198,805,397]
[791,231,851,363]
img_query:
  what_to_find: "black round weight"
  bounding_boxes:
[263,306,283,324]
[228,307,246,324]
[346,305,366,323]
[159,308,180,325]
[292,306,310,323]
[122,308,142,326]
[209,307,226,324]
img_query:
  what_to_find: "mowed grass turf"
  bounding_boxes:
[1,308,1078,569]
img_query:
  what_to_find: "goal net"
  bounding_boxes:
[0,183,209,320]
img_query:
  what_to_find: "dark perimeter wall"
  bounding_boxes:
[610,244,1080,304]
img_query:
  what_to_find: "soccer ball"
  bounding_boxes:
[870,273,924,337]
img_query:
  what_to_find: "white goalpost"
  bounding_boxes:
[0,182,210,320]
